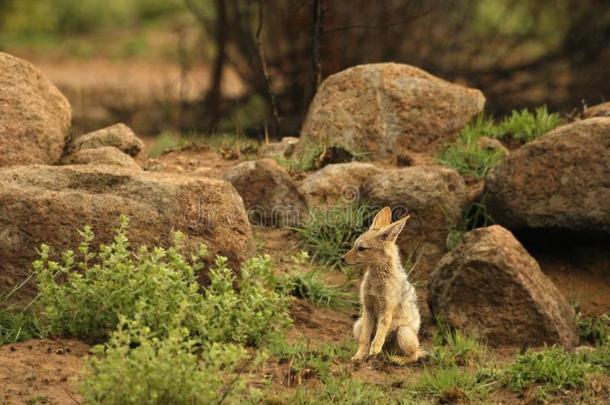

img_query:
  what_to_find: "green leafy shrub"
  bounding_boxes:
[503,347,602,398]
[294,202,375,269]
[34,216,290,345]
[495,106,561,143]
[199,254,291,346]
[438,114,506,178]
[80,312,248,405]
[34,218,208,342]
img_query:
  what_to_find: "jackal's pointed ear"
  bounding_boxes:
[376,215,410,242]
[370,207,392,230]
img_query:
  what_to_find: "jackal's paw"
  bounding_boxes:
[368,345,382,357]
[351,351,367,362]
[352,349,366,362]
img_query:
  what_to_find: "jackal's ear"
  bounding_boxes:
[376,215,410,242]
[370,207,392,230]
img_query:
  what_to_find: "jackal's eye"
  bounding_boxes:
[357,246,367,252]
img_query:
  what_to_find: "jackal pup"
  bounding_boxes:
[343,207,423,362]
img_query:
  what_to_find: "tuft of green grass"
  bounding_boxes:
[577,312,610,346]
[148,131,261,160]
[439,114,506,178]
[276,142,367,173]
[411,366,492,403]
[495,106,561,143]
[581,342,610,374]
[148,131,186,158]
[446,198,495,249]
[291,374,395,404]
[0,309,46,345]
[268,339,333,385]
[431,321,487,368]
[293,202,375,270]
[439,107,561,178]
[284,269,357,309]
[410,321,493,402]
[202,131,261,158]
[281,252,357,309]
[276,142,325,172]
[266,337,358,388]
[502,346,602,399]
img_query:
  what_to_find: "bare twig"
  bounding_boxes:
[311,0,323,93]
[185,0,228,131]
[256,0,281,137]
[322,11,433,35]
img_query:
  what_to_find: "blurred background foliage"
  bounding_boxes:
[0,0,608,137]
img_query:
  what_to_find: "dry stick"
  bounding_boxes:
[256,0,281,138]
[185,0,227,131]
[311,0,323,93]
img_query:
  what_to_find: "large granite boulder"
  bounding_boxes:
[0,165,255,298]
[300,162,384,206]
[293,63,485,161]
[428,225,579,347]
[485,118,610,231]
[0,52,71,166]
[224,158,308,227]
[361,165,468,276]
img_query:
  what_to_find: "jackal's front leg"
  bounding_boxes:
[352,311,374,361]
[369,312,393,356]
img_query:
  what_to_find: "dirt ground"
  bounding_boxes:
[0,145,608,404]
[0,339,89,405]
[1,226,607,404]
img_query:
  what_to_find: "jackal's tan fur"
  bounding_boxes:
[343,207,424,362]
